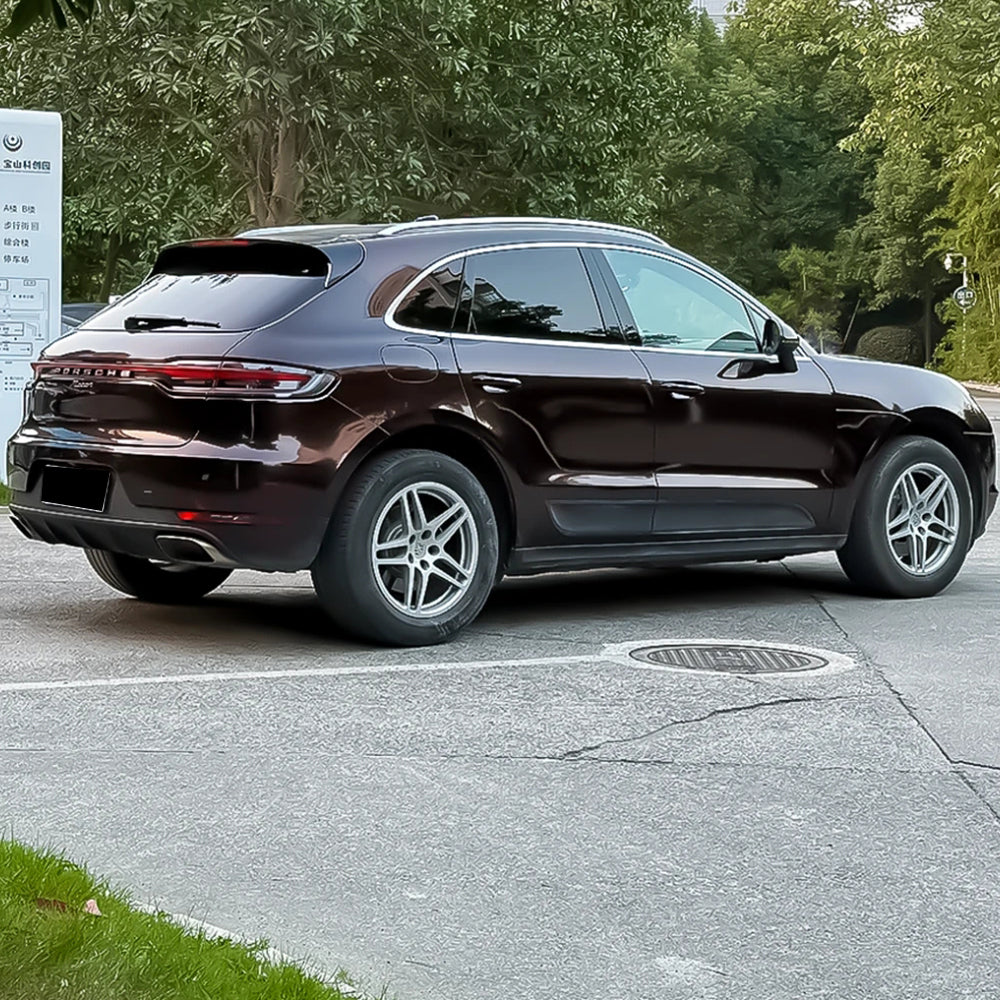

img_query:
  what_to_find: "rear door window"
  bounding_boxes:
[463,247,613,344]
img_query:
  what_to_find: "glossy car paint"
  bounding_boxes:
[6,219,997,578]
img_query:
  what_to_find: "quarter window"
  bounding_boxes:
[394,260,466,332]
[604,249,760,354]
[464,247,610,344]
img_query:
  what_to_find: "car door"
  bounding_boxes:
[593,247,837,539]
[443,244,656,550]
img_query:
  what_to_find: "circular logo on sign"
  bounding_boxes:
[2,134,23,152]
[953,286,977,310]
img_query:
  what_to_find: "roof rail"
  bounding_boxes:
[379,216,669,245]
[237,223,385,240]
[236,216,670,247]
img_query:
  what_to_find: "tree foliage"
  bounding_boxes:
[1,0,1000,382]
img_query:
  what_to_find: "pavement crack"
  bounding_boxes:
[952,769,1000,825]
[780,563,1000,831]
[780,562,856,645]
[468,627,594,648]
[558,695,855,760]
[953,759,1000,773]
[875,670,1000,827]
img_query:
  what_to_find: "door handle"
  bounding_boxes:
[656,379,705,399]
[472,374,522,393]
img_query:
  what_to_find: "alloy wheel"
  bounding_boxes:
[371,481,479,617]
[884,462,960,577]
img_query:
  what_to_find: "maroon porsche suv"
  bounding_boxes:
[6,217,997,645]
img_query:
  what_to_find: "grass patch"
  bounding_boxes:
[0,839,360,1000]
[0,482,9,505]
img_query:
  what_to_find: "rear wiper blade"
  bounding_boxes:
[124,315,222,331]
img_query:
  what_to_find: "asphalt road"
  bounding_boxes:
[4,400,1000,1000]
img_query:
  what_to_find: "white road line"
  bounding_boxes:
[0,640,856,695]
[0,653,601,693]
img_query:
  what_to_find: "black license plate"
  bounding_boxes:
[40,465,111,512]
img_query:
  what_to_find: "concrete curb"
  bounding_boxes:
[963,380,1000,396]
[134,903,364,998]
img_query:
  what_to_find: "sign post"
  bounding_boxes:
[0,109,62,469]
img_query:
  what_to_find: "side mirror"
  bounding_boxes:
[762,319,800,372]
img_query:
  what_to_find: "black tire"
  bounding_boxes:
[85,549,232,603]
[311,449,499,646]
[837,435,973,598]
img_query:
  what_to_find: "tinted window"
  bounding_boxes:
[82,272,328,333]
[604,249,759,353]
[82,239,366,334]
[394,260,465,332]
[465,248,609,343]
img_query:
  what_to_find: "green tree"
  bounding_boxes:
[2,0,716,295]
[1,3,231,297]
[845,0,1000,372]
[6,0,129,36]
[722,0,873,280]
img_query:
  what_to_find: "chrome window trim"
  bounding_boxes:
[383,240,799,363]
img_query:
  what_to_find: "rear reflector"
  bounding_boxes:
[31,359,335,400]
[177,510,258,525]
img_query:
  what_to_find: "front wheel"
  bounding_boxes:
[837,435,973,598]
[85,549,232,603]
[311,449,499,646]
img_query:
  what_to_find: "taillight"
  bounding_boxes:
[30,359,335,400]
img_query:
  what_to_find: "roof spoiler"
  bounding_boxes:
[150,238,365,287]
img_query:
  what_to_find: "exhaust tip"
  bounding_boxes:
[155,535,232,566]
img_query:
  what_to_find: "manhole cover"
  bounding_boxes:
[629,643,829,674]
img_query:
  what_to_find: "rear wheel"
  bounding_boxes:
[837,435,972,597]
[85,549,232,603]
[311,449,499,646]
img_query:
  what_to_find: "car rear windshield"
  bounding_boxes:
[81,239,364,333]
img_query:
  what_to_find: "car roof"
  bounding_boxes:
[237,216,670,250]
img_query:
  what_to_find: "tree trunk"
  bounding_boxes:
[99,231,121,302]
[246,119,305,229]
[844,296,862,352]
[923,287,933,366]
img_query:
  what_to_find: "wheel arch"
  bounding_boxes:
[878,407,986,528]
[329,416,517,576]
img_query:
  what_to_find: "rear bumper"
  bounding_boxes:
[6,440,333,572]
[9,505,244,567]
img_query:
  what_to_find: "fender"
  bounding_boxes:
[310,408,520,570]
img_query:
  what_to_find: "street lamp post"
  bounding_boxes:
[945,251,975,310]
[944,251,975,371]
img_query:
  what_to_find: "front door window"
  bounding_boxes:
[605,248,760,354]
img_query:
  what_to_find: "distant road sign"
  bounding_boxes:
[953,285,977,311]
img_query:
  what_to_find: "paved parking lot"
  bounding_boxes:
[4,398,1000,1000]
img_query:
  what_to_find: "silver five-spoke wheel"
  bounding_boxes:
[371,481,479,617]
[885,462,960,577]
[313,449,498,646]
